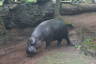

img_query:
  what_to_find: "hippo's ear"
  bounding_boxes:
[66,24,74,30]
[29,37,36,45]
[27,38,32,46]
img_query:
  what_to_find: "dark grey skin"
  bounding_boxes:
[26,19,74,56]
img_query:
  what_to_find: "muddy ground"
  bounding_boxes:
[0,13,96,64]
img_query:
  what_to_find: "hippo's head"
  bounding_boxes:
[26,45,37,57]
[26,37,42,57]
[26,37,37,57]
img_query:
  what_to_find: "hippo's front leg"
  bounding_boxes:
[57,39,62,48]
[46,40,51,49]
[65,36,74,46]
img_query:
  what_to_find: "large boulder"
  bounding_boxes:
[4,1,54,29]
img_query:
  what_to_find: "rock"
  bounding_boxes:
[4,1,54,29]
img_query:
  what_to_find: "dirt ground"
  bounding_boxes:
[63,12,96,31]
[0,13,96,64]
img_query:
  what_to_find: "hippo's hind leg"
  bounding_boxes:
[57,39,62,48]
[65,36,73,46]
[46,40,51,49]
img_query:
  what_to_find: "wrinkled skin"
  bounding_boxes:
[26,19,74,56]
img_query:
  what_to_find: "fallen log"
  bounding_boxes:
[60,4,96,15]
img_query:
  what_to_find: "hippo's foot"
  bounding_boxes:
[26,53,33,57]
[66,43,74,46]
[46,46,50,49]
[57,45,62,48]
[26,52,37,57]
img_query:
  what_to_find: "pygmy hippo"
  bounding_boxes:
[26,19,74,56]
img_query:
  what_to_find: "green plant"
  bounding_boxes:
[82,38,96,49]
[25,0,37,3]
[83,39,92,45]
[0,0,3,6]
[75,45,81,49]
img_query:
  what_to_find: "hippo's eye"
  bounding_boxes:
[30,43,36,46]
[30,37,36,45]
[30,40,36,46]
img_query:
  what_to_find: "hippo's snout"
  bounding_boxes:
[26,46,37,57]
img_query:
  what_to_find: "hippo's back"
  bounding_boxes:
[39,19,64,26]
[32,19,66,40]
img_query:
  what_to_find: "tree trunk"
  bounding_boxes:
[0,16,6,36]
[54,0,61,18]
[92,0,96,3]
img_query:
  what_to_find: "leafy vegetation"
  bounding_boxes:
[86,0,93,3]
[82,38,96,49]
[24,0,37,3]
[36,49,90,64]
[0,0,3,6]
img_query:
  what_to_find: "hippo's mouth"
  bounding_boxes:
[26,46,37,57]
